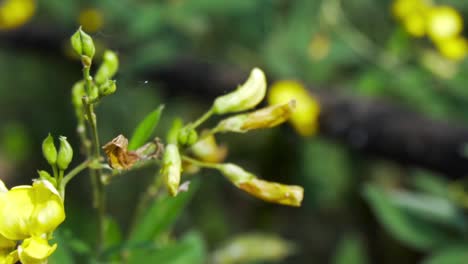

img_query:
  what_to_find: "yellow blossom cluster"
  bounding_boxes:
[392,0,467,60]
[0,179,65,264]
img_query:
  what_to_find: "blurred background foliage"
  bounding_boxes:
[2,0,468,263]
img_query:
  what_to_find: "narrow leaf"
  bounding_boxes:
[128,105,164,150]
[129,180,198,243]
[363,184,457,250]
[127,231,205,264]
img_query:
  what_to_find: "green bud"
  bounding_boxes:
[212,68,267,115]
[42,134,57,165]
[166,118,183,144]
[70,27,96,59]
[98,80,117,96]
[72,81,85,109]
[57,136,73,171]
[177,127,198,147]
[95,50,119,85]
[161,144,181,196]
[37,170,57,187]
[89,83,99,100]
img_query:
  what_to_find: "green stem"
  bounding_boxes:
[189,108,214,129]
[82,66,106,257]
[61,159,91,188]
[181,155,220,169]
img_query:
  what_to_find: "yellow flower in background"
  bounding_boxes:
[268,81,320,137]
[0,0,35,30]
[17,237,57,264]
[435,36,467,61]
[392,0,430,19]
[78,8,104,33]
[0,180,65,241]
[402,12,426,37]
[426,6,463,40]
[392,0,430,37]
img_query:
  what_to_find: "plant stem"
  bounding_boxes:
[189,108,214,129]
[82,65,106,257]
[61,159,91,188]
[181,155,220,169]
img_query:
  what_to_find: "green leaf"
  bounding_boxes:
[332,233,369,264]
[127,231,205,264]
[211,233,295,264]
[48,230,75,264]
[423,245,468,264]
[363,184,457,250]
[388,190,467,232]
[129,180,198,243]
[128,105,164,150]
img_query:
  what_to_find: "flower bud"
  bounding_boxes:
[57,136,73,171]
[37,170,56,187]
[217,163,255,185]
[95,50,119,85]
[98,80,117,96]
[212,68,267,115]
[89,83,99,101]
[217,163,303,207]
[71,81,85,109]
[238,178,303,207]
[18,236,57,264]
[70,27,95,59]
[191,132,227,163]
[42,134,57,166]
[177,127,198,147]
[215,101,295,133]
[161,144,182,196]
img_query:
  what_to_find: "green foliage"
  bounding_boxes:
[127,231,206,264]
[363,184,462,250]
[423,245,468,264]
[332,233,369,264]
[129,180,198,243]
[128,105,164,150]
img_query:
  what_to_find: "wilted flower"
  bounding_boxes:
[217,163,304,207]
[214,101,295,133]
[212,68,267,115]
[103,135,140,170]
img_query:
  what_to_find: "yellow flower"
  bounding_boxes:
[78,8,104,33]
[426,6,463,41]
[0,180,65,241]
[392,0,430,19]
[391,0,431,37]
[402,12,426,37]
[18,236,57,264]
[0,249,18,264]
[435,36,467,61]
[0,0,35,30]
[217,163,304,207]
[268,81,320,136]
